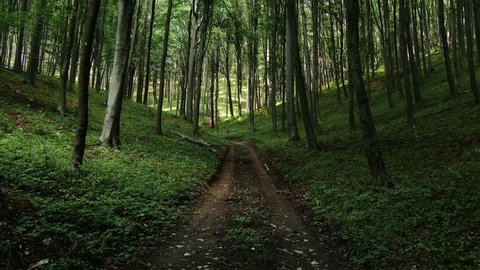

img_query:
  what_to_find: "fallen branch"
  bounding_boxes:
[172,131,218,153]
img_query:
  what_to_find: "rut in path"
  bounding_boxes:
[145,142,350,270]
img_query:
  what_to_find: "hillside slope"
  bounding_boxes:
[216,59,480,268]
[0,68,220,269]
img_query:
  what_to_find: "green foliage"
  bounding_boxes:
[217,57,480,268]
[0,68,220,269]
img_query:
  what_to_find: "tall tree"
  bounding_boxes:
[287,0,320,150]
[285,0,299,141]
[144,0,156,105]
[345,0,392,187]
[156,0,173,134]
[58,0,80,115]
[72,0,101,167]
[100,0,136,146]
[465,0,480,104]
[193,0,213,135]
[13,0,29,72]
[437,0,457,97]
[400,0,415,128]
[25,0,48,85]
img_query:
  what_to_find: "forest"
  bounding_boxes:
[1,0,480,268]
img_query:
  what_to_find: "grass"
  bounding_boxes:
[0,68,221,269]
[214,54,480,268]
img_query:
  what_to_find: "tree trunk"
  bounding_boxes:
[144,0,156,105]
[72,0,101,167]
[59,0,80,115]
[225,41,234,118]
[405,0,423,104]
[136,16,147,104]
[285,0,299,141]
[100,0,135,147]
[473,1,480,65]
[400,0,415,129]
[345,0,392,187]
[185,0,199,121]
[68,2,86,92]
[311,0,320,127]
[13,0,28,71]
[25,0,48,85]
[155,0,172,134]
[465,0,480,104]
[438,0,457,97]
[193,0,213,135]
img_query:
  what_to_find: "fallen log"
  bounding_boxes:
[172,131,218,153]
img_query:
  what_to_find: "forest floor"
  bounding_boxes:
[141,142,350,270]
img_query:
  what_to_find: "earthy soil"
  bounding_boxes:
[143,142,351,270]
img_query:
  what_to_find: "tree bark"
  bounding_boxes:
[287,0,321,150]
[438,0,457,97]
[285,0,299,141]
[25,0,48,85]
[13,0,29,71]
[59,0,80,115]
[72,0,101,167]
[100,0,135,146]
[465,0,480,104]
[345,0,392,187]
[144,0,156,105]
[156,0,173,134]
[193,0,213,135]
[400,0,415,128]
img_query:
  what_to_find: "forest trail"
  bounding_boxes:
[144,142,350,270]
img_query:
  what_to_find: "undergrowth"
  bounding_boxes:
[215,55,480,268]
[0,68,220,269]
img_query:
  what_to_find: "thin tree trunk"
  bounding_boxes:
[285,0,299,141]
[438,0,457,97]
[193,0,213,135]
[144,0,156,105]
[288,0,321,150]
[72,0,101,167]
[225,41,234,118]
[156,0,172,134]
[25,0,48,85]
[465,0,480,104]
[59,0,80,115]
[13,0,28,71]
[400,0,415,128]
[405,0,423,104]
[345,0,392,187]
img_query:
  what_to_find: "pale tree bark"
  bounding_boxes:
[100,0,135,147]
[72,0,101,168]
[345,0,392,187]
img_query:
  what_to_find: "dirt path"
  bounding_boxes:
[144,142,350,270]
